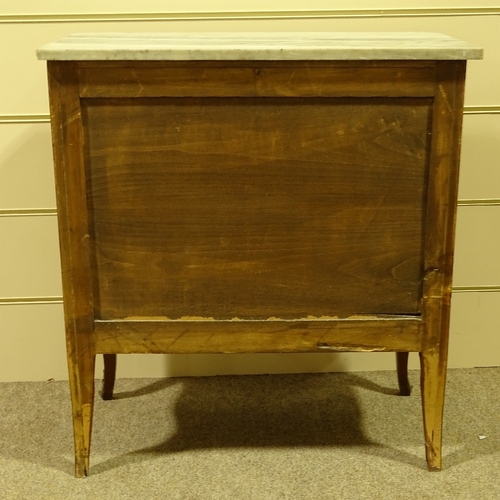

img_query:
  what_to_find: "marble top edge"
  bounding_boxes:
[36,32,483,61]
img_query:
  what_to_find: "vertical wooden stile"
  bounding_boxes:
[47,61,96,478]
[420,60,467,471]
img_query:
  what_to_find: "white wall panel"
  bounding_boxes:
[459,114,500,200]
[453,206,500,286]
[0,123,55,210]
[0,216,62,297]
[0,303,67,382]
[449,291,500,368]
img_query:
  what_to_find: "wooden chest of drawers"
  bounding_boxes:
[37,32,482,476]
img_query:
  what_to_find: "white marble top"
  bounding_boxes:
[36,32,482,61]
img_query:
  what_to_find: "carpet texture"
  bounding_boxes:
[0,367,499,499]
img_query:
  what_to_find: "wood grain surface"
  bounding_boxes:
[46,58,469,475]
[93,317,424,354]
[78,63,436,98]
[83,96,431,320]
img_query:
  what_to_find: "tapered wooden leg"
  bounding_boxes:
[67,344,96,478]
[396,352,411,396]
[420,348,448,471]
[100,354,117,401]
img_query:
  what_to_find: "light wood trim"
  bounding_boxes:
[94,318,424,354]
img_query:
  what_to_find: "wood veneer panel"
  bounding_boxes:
[83,96,431,320]
[93,318,424,354]
[79,64,436,98]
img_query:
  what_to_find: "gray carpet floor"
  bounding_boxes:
[1,367,499,499]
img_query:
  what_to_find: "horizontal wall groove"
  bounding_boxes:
[463,106,500,115]
[457,199,500,206]
[2,106,499,124]
[0,297,63,305]
[1,7,500,24]
[452,286,500,293]
[0,115,50,124]
[0,209,57,217]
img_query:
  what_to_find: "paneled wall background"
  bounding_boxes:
[1,1,499,381]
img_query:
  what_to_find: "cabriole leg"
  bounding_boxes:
[100,354,117,401]
[396,352,412,396]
